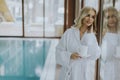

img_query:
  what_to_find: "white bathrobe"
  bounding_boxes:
[56,26,100,80]
[100,33,120,80]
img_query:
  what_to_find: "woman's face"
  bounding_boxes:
[82,10,96,27]
[106,11,117,28]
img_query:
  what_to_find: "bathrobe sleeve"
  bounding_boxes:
[101,34,118,61]
[56,30,72,68]
[114,34,120,60]
[85,33,100,60]
[101,39,107,61]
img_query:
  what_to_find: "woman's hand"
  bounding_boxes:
[70,52,82,60]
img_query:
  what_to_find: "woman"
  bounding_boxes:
[56,7,100,80]
[100,7,120,80]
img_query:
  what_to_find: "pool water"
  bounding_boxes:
[0,39,51,80]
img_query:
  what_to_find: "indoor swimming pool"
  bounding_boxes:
[0,38,58,80]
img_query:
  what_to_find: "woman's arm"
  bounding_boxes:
[85,33,100,60]
[56,30,72,68]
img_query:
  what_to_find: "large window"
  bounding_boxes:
[24,0,44,37]
[0,0,64,37]
[115,0,120,10]
[84,0,99,12]
[0,0,22,36]
[103,0,113,9]
[45,0,64,37]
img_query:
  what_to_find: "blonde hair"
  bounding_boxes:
[74,7,96,31]
[103,7,120,33]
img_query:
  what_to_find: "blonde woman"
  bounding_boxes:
[100,7,120,80]
[102,7,119,36]
[56,7,100,80]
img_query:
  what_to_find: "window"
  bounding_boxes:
[103,0,113,9]
[45,0,64,37]
[0,0,64,37]
[0,0,22,36]
[84,0,99,12]
[24,0,44,37]
[115,0,120,10]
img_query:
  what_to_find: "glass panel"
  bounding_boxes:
[0,38,59,80]
[100,6,120,80]
[115,0,120,32]
[84,0,99,12]
[115,0,120,10]
[103,0,113,9]
[45,0,64,37]
[75,0,81,18]
[0,0,22,36]
[24,0,44,37]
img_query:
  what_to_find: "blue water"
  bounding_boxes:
[0,39,51,80]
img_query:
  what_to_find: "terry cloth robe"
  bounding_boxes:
[100,33,119,80]
[56,26,100,80]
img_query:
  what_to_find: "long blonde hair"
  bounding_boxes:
[103,7,120,33]
[74,7,96,31]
